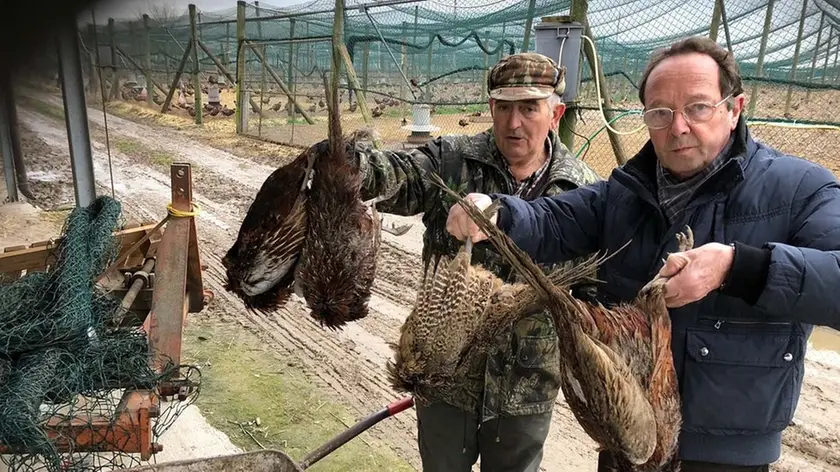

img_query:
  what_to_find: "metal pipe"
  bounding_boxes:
[0,81,17,202]
[57,21,97,208]
[121,257,156,312]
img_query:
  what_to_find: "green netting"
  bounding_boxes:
[0,196,200,472]
[64,0,840,174]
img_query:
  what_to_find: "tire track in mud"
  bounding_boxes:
[19,106,424,469]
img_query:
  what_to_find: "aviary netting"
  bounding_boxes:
[0,196,199,472]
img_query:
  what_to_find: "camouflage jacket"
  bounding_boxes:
[354,128,602,421]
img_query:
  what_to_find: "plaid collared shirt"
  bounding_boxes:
[656,134,735,223]
[507,138,553,200]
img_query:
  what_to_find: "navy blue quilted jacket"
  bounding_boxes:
[493,117,840,466]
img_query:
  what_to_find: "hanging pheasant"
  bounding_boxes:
[221,147,316,309]
[388,173,684,472]
[292,53,382,330]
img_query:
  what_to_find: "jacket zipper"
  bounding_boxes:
[712,319,792,329]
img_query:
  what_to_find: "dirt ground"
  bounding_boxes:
[5,89,840,471]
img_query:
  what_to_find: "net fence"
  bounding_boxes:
[72,0,840,178]
[0,197,199,472]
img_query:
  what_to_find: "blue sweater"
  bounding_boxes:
[493,118,840,466]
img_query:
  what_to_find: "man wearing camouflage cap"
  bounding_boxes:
[346,52,601,471]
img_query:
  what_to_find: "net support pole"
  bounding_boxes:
[87,24,100,96]
[716,0,734,54]
[226,23,231,67]
[821,29,836,84]
[235,0,246,133]
[57,18,97,208]
[258,44,266,137]
[558,0,585,155]
[255,1,262,38]
[581,16,627,165]
[426,34,433,100]
[709,0,722,41]
[160,42,193,113]
[338,42,372,123]
[108,18,120,101]
[521,0,537,52]
[189,4,203,125]
[806,12,825,102]
[747,0,774,118]
[784,0,808,115]
[144,14,154,106]
[362,41,370,92]
[287,18,296,118]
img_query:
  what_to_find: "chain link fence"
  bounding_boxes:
[72,0,840,179]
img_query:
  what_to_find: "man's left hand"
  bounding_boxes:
[657,243,735,308]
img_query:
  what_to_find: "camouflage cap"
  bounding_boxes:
[487,52,566,101]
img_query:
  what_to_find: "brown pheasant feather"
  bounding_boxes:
[292,56,381,330]
[222,149,315,309]
[386,199,610,408]
[386,236,511,405]
[424,172,683,472]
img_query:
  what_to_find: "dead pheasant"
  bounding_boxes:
[386,228,528,406]
[221,147,316,309]
[390,173,683,471]
[387,189,602,408]
[292,58,382,330]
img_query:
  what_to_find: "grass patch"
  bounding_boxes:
[182,317,413,471]
[112,137,178,169]
[17,95,65,121]
[114,138,140,154]
[150,150,175,167]
[381,107,409,118]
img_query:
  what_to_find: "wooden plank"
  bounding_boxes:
[0,223,162,274]
[2,245,27,280]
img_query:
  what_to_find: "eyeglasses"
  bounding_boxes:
[642,94,733,130]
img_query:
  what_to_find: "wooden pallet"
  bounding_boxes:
[0,221,162,281]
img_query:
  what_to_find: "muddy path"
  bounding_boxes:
[16,94,840,472]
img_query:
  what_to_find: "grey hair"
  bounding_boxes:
[546,93,564,116]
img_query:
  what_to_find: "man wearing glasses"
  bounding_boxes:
[445,36,840,471]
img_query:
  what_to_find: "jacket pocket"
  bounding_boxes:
[681,326,802,435]
[516,333,558,369]
[503,313,562,409]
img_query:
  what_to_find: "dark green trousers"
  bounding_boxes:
[416,402,552,472]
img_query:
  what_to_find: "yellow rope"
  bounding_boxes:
[167,202,201,218]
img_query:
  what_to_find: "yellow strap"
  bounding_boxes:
[167,201,201,218]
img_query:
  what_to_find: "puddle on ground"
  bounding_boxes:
[810,326,840,354]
